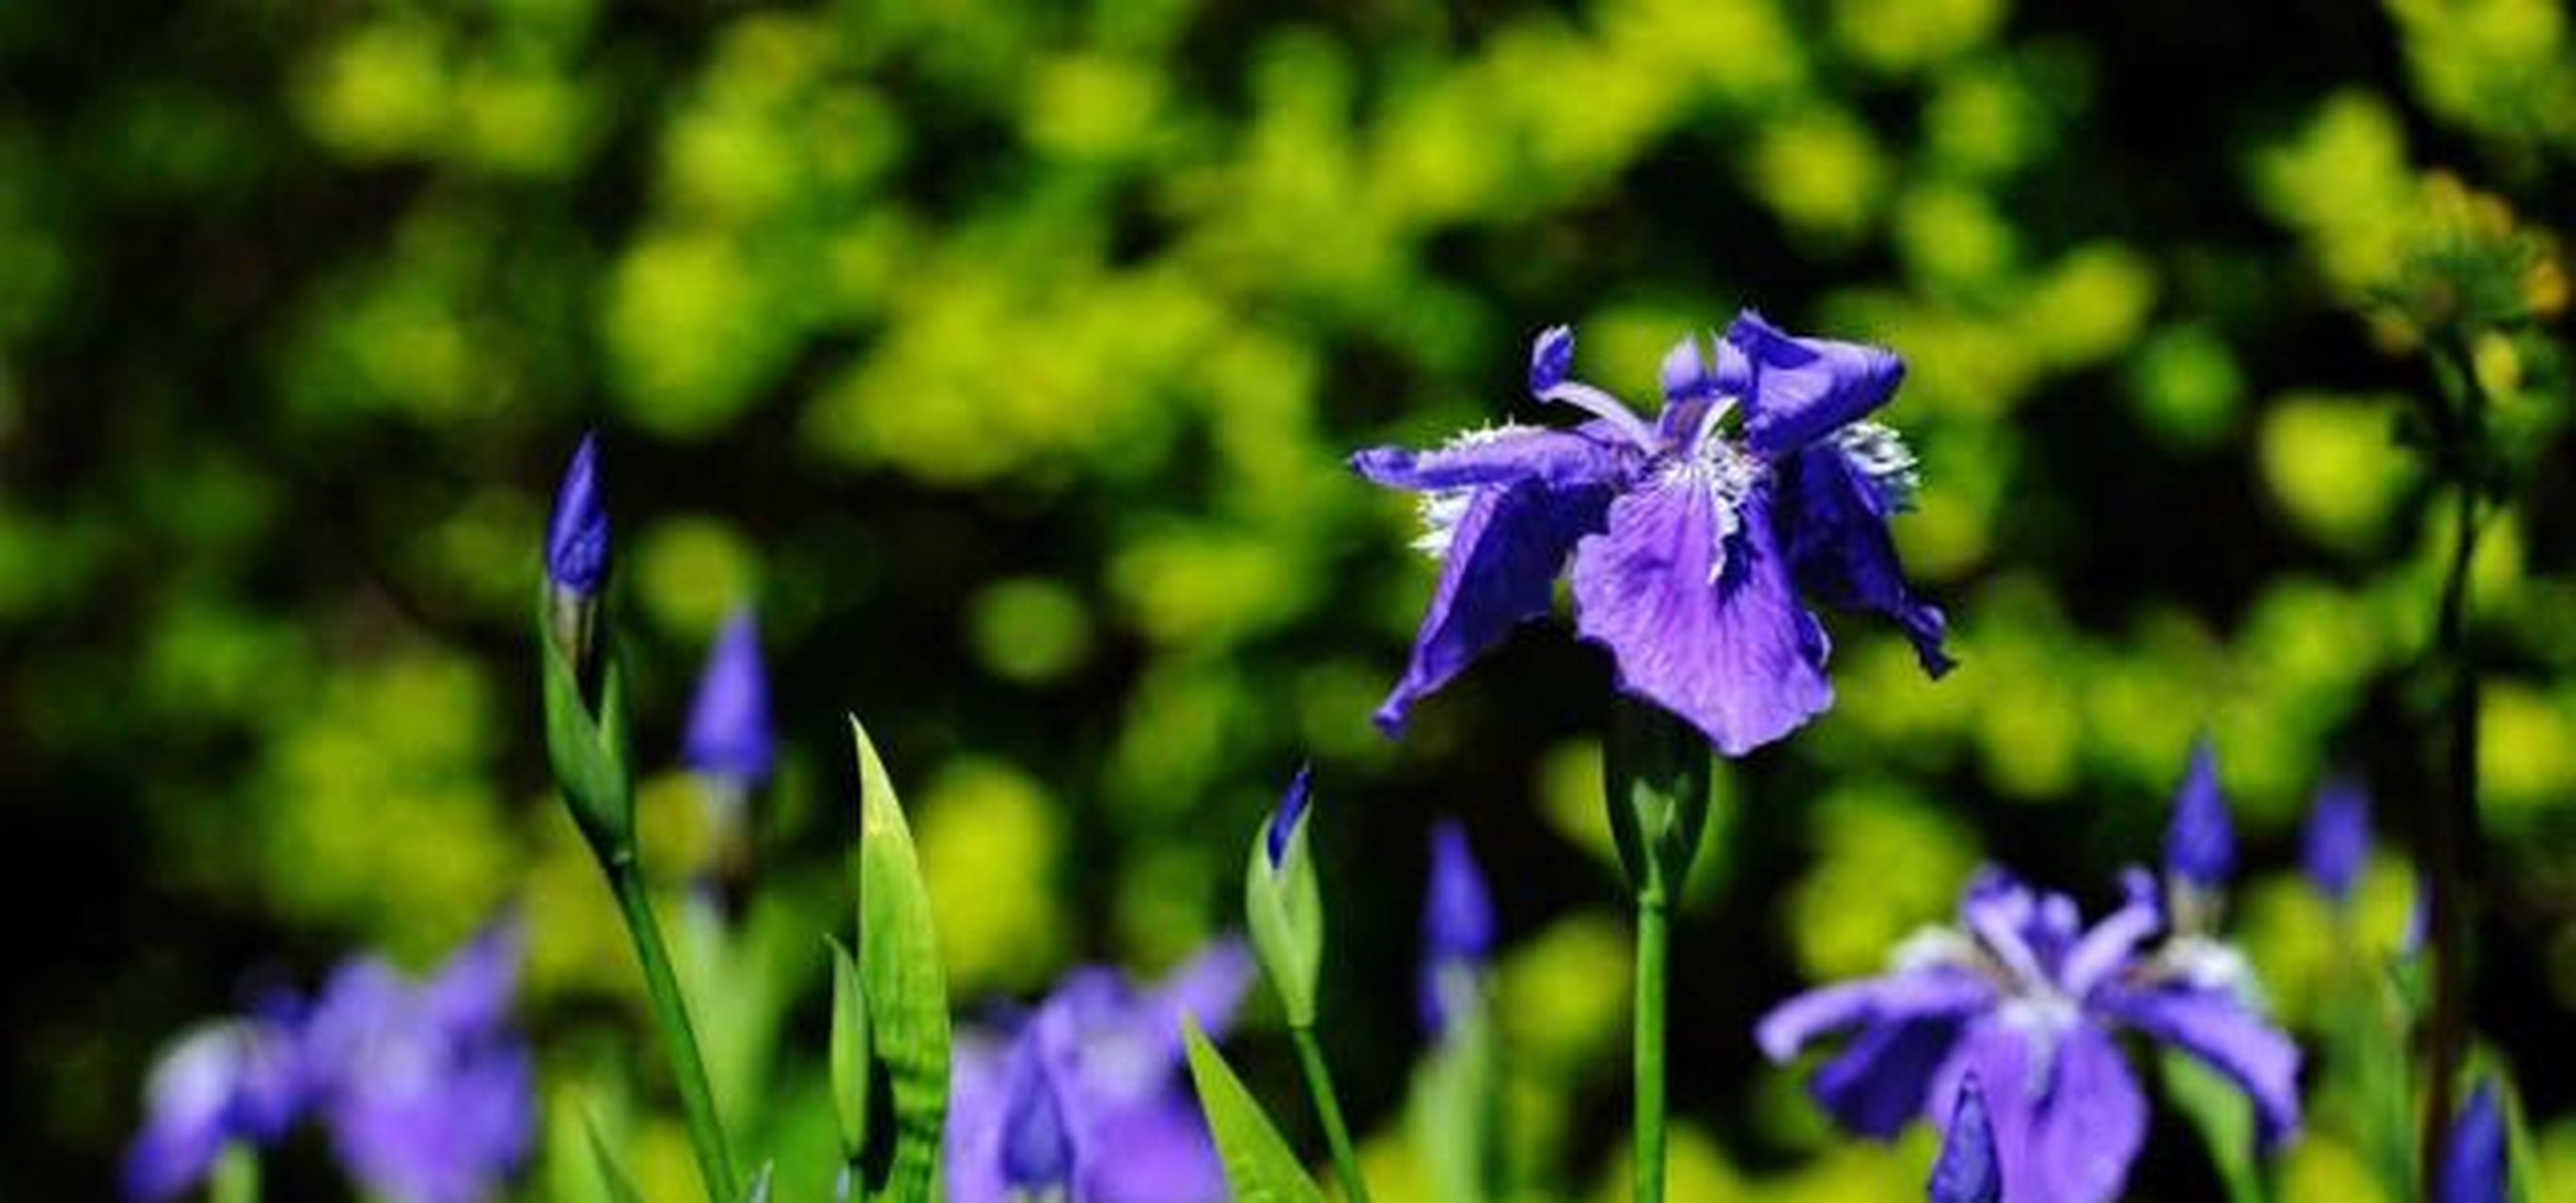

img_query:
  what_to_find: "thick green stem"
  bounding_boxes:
[1631,897,1670,1203]
[212,1146,259,1203]
[1289,1023,1374,1203]
[610,861,740,1202]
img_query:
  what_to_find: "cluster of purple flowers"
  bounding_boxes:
[123,921,532,1203]
[1759,746,2300,1203]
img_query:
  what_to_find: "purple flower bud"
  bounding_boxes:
[544,432,610,597]
[2302,775,2371,907]
[681,608,776,786]
[1265,764,1312,870]
[2164,739,2235,889]
[2442,1082,2507,1203]
[1419,820,1496,1038]
[1928,1075,2001,1203]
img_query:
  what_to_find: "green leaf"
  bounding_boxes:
[2160,1050,2266,1203]
[848,717,951,1203]
[827,932,874,1162]
[1406,973,1499,1203]
[1182,1019,1327,1203]
[583,1113,651,1203]
[1244,803,1324,1028]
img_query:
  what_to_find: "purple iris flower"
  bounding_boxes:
[1757,867,2301,1203]
[682,607,777,788]
[1420,820,1496,1039]
[123,1009,308,1201]
[1927,1076,2000,1203]
[2301,775,2371,908]
[545,431,610,597]
[947,943,1255,1203]
[2442,1081,2507,1203]
[2164,740,2236,893]
[1352,312,1950,755]
[300,921,535,1203]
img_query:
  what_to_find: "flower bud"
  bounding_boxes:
[1245,766,1324,1028]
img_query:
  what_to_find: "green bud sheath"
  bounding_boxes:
[1244,806,1324,1029]
[1604,696,1712,906]
[826,935,873,1164]
[539,591,636,865]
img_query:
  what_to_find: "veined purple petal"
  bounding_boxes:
[1724,311,1907,459]
[1755,966,1994,1063]
[2442,1082,2508,1203]
[1374,477,1614,735]
[1779,443,1953,677]
[1350,425,1630,494]
[2096,982,2302,1145]
[681,608,777,786]
[1929,1075,2002,1203]
[2302,775,2371,907]
[1571,477,1832,756]
[544,431,610,596]
[2166,739,2236,889]
[1931,1016,2145,1203]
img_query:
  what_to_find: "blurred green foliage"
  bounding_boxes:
[3,0,2572,1199]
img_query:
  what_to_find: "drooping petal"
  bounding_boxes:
[2166,738,2237,890]
[1374,477,1614,734]
[2302,775,2372,907]
[1350,424,1631,494]
[1779,442,1953,677]
[1722,311,1907,459]
[1077,1094,1232,1203]
[1928,1075,2003,1203]
[1813,1015,1969,1138]
[1571,477,1832,756]
[2442,1082,2508,1203]
[1932,1016,2146,1203]
[2095,982,2302,1145]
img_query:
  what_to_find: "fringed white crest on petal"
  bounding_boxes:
[1835,420,1922,513]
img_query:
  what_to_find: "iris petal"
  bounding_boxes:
[1374,477,1614,734]
[1932,1016,2145,1203]
[1725,311,1907,459]
[1780,444,1953,677]
[1571,479,1831,756]
[2096,982,2302,1145]
[1350,425,1629,494]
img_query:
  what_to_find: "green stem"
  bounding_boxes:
[610,861,740,1202]
[1632,896,1670,1203]
[1289,1023,1374,1203]
[2419,479,2482,1200]
[212,1145,259,1203]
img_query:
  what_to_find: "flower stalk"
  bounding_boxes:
[1289,1024,1374,1203]
[1604,697,1711,1203]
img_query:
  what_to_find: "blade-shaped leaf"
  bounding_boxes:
[583,1113,651,1203]
[2161,1050,2266,1203]
[1182,1019,1327,1203]
[848,718,950,1203]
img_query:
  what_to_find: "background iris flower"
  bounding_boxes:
[122,1011,306,1201]
[1353,312,1949,755]
[946,943,1254,1203]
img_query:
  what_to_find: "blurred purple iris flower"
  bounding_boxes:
[300,920,534,1203]
[2442,1081,2508,1203]
[1353,313,1949,755]
[947,942,1255,1203]
[2302,775,2371,908]
[1419,820,1496,1039]
[682,607,777,788]
[124,921,531,1203]
[123,1009,307,1201]
[1926,1075,2000,1203]
[1757,867,2300,1203]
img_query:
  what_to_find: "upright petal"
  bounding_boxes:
[1928,1075,2003,1203]
[423,916,523,1040]
[1374,477,1614,734]
[1656,332,1725,444]
[1932,1017,2146,1203]
[1527,325,1659,451]
[2165,739,2236,890]
[1723,311,1907,459]
[2095,982,2302,1145]
[1572,478,1832,756]
[1779,443,1953,677]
